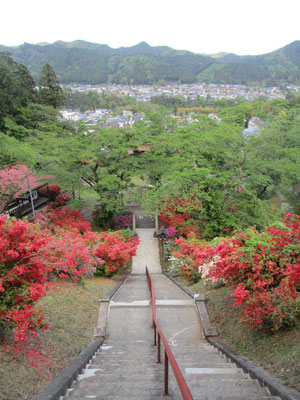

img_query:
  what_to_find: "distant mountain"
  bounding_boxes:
[0,40,299,85]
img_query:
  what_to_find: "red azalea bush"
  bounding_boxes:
[50,192,72,208]
[35,206,91,234]
[0,217,94,343]
[48,184,61,195]
[93,231,139,276]
[0,216,51,342]
[47,207,91,233]
[174,214,300,331]
[165,226,178,238]
[1,194,139,345]
[159,197,203,238]
[44,229,94,281]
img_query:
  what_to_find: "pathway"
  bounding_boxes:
[65,229,280,400]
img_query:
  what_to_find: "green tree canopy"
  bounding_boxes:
[0,52,36,130]
[38,63,64,108]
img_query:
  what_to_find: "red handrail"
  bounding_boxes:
[146,267,194,399]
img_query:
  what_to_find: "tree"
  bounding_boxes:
[0,52,36,130]
[38,63,64,108]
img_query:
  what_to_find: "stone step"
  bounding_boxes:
[176,359,237,369]
[93,353,159,361]
[78,370,164,381]
[168,378,271,398]
[92,354,158,361]
[66,396,280,400]
[88,363,162,371]
[171,353,231,363]
[66,396,172,400]
[181,397,281,400]
[177,362,236,369]
[66,386,169,398]
[182,367,249,380]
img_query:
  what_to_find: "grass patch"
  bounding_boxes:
[0,277,116,400]
[189,280,300,392]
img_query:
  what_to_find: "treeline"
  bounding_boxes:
[62,90,248,112]
[63,90,136,111]
[1,40,299,85]
[0,52,64,134]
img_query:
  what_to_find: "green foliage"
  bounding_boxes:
[63,90,136,111]
[0,132,35,168]
[0,54,299,236]
[3,40,300,85]
[0,52,36,130]
[93,174,126,222]
[38,63,64,108]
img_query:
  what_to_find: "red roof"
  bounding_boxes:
[136,146,151,151]
[0,165,52,197]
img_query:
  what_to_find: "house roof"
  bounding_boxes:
[136,146,151,151]
[0,165,52,197]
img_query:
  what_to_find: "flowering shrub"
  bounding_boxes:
[165,227,178,238]
[1,194,139,346]
[93,231,138,276]
[159,197,204,238]
[0,216,95,343]
[48,184,61,195]
[50,192,72,208]
[174,214,300,331]
[35,206,91,234]
[44,229,94,281]
[113,214,132,228]
[47,207,91,233]
[0,217,51,342]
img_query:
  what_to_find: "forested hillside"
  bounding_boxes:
[1,40,299,85]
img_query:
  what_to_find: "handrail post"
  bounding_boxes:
[164,350,169,396]
[154,324,157,346]
[158,333,161,363]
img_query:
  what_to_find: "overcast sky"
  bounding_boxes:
[1,0,299,55]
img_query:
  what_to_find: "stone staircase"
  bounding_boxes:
[63,339,281,400]
[168,343,281,399]
[62,230,282,400]
[64,340,171,399]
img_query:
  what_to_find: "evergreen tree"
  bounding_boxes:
[38,63,64,108]
[0,52,36,129]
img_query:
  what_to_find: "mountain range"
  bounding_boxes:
[0,40,299,86]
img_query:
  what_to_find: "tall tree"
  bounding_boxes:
[38,63,64,109]
[0,52,36,130]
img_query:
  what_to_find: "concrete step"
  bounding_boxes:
[177,362,236,369]
[168,378,272,398]
[78,370,164,381]
[172,353,231,363]
[88,363,162,371]
[66,396,172,400]
[181,367,249,380]
[176,359,237,369]
[67,397,280,400]
[180,397,281,400]
[66,386,169,398]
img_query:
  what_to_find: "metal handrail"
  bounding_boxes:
[146,267,194,399]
